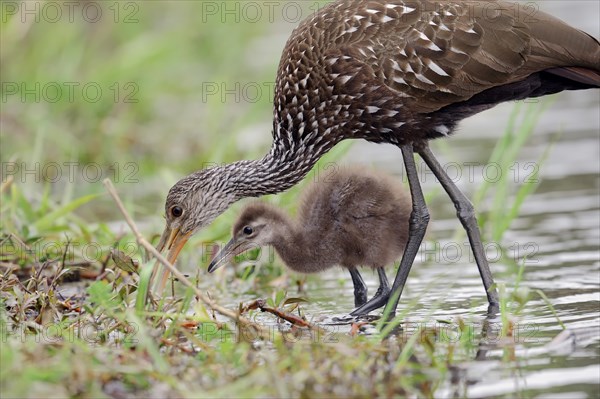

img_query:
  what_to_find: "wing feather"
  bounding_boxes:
[318,0,598,113]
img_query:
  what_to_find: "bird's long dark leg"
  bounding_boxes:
[350,268,390,316]
[348,268,368,307]
[416,143,499,308]
[383,144,430,320]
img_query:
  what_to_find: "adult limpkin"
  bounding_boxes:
[155,0,600,317]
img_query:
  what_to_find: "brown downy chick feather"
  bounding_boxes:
[215,168,412,275]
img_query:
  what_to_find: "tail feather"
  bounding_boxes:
[546,67,600,87]
[526,6,600,72]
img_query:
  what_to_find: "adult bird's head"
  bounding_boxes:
[156,166,239,266]
[152,155,307,293]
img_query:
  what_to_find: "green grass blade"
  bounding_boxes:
[135,260,154,314]
[536,289,566,330]
[33,193,99,232]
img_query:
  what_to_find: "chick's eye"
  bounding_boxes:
[171,206,183,218]
[243,226,253,235]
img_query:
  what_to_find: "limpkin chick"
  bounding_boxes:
[208,168,412,316]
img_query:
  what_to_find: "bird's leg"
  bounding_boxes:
[350,268,390,316]
[348,267,368,307]
[374,267,390,297]
[383,144,430,320]
[416,143,499,308]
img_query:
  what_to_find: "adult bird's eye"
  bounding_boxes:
[171,206,183,218]
[243,226,253,235]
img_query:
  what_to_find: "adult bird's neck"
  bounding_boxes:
[232,132,340,199]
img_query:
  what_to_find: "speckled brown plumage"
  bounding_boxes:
[155,1,599,315]
[272,0,599,151]
[208,168,412,315]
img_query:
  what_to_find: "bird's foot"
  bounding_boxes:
[350,278,391,316]
[486,302,500,316]
[330,314,380,327]
[349,292,390,317]
[353,290,368,308]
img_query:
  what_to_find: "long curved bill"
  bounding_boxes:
[152,226,192,295]
[207,238,249,273]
